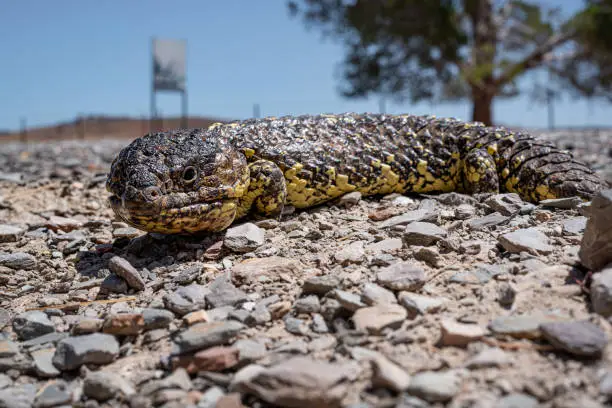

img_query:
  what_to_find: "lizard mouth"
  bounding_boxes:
[108,195,238,234]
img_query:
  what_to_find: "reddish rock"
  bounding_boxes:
[102,313,144,336]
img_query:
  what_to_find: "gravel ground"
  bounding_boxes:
[1,128,612,408]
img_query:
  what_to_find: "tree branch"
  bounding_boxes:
[494,30,576,87]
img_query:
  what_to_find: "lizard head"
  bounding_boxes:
[106,128,249,234]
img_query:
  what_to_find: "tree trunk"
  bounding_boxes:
[471,90,493,125]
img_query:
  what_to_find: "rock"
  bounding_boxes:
[21,332,67,349]
[232,257,305,285]
[71,318,103,335]
[332,289,366,312]
[142,308,175,330]
[0,338,20,357]
[0,308,9,330]
[599,371,612,397]
[294,295,321,314]
[540,196,583,209]
[30,348,60,377]
[231,357,354,408]
[489,313,567,339]
[52,333,120,371]
[403,222,447,246]
[496,393,539,408]
[592,267,612,317]
[163,284,208,316]
[562,216,587,235]
[454,204,476,220]
[334,241,366,264]
[112,226,142,239]
[234,339,268,364]
[107,256,146,291]
[465,347,512,369]
[197,386,226,408]
[497,282,517,307]
[0,225,24,243]
[338,191,362,207]
[99,274,128,294]
[83,370,135,401]
[498,227,554,255]
[371,355,411,392]
[449,263,510,285]
[398,292,447,316]
[377,262,427,291]
[0,373,11,389]
[467,212,509,230]
[12,311,55,340]
[0,252,37,270]
[439,320,486,347]
[0,384,36,408]
[183,310,210,326]
[377,209,433,229]
[485,193,524,215]
[578,189,612,271]
[302,275,340,296]
[172,321,244,355]
[361,283,397,305]
[205,273,248,308]
[216,393,246,408]
[102,313,145,336]
[173,346,239,373]
[539,320,607,357]
[33,380,72,408]
[312,314,329,333]
[406,370,461,402]
[352,304,407,334]
[224,223,265,253]
[365,238,403,255]
[46,215,82,232]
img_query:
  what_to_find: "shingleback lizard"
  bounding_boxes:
[106,113,607,234]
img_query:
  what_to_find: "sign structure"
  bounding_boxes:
[151,38,188,129]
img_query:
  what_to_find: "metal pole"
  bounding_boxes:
[150,37,157,133]
[181,90,188,128]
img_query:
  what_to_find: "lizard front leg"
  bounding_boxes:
[235,160,287,220]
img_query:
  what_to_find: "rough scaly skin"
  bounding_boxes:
[106,113,607,234]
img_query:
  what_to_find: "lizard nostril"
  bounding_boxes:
[143,186,162,202]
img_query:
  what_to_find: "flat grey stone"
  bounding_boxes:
[334,241,366,264]
[163,283,209,316]
[231,357,354,408]
[496,393,539,408]
[332,289,366,312]
[352,304,407,334]
[371,355,411,392]
[454,204,476,220]
[467,212,508,230]
[562,216,587,235]
[403,222,447,246]
[540,196,583,209]
[0,308,9,330]
[197,386,225,408]
[52,333,119,371]
[21,332,68,348]
[406,370,461,402]
[33,380,71,408]
[205,273,248,308]
[590,266,612,317]
[377,262,427,291]
[0,252,37,270]
[398,292,447,316]
[311,313,329,333]
[142,308,174,330]
[83,371,135,401]
[12,311,55,341]
[0,384,36,408]
[579,189,612,270]
[0,225,24,243]
[302,275,340,296]
[0,338,20,358]
[224,223,265,253]
[284,317,309,335]
[465,347,512,369]
[0,373,11,389]
[488,313,567,339]
[498,227,553,255]
[172,321,244,355]
[365,238,403,255]
[30,348,60,378]
[378,209,433,229]
[233,339,267,364]
[293,295,321,314]
[108,256,145,291]
[361,283,397,305]
[485,193,524,215]
[599,370,612,397]
[99,274,128,294]
[540,320,607,357]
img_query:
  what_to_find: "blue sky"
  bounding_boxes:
[0,0,609,131]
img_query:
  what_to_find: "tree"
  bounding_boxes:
[288,0,612,125]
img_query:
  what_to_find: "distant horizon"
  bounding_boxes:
[2,1,610,132]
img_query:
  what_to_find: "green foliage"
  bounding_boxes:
[289,0,612,122]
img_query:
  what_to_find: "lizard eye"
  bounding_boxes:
[182,166,198,183]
